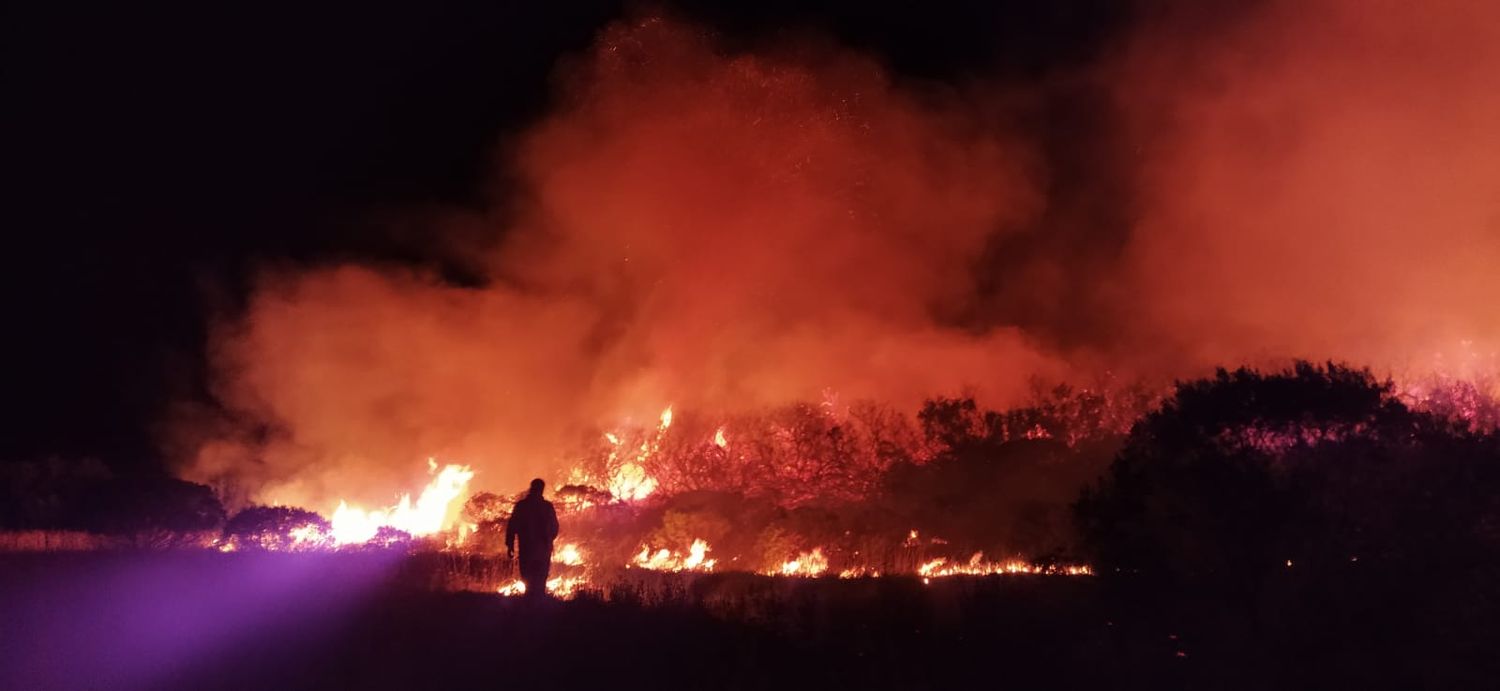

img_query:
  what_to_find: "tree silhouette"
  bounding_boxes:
[1075,361,1500,599]
[76,475,225,540]
[224,505,330,550]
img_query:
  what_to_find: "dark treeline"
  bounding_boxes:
[1076,363,1500,687]
[5,362,1500,580]
[3,362,1500,686]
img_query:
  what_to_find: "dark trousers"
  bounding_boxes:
[518,551,551,596]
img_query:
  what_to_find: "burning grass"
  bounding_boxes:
[6,364,1500,689]
[7,546,1488,691]
[0,549,1122,691]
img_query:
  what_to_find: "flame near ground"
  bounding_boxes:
[245,404,1099,598]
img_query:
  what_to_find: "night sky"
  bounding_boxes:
[4,1,1154,473]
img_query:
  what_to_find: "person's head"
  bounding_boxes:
[528,478,545,497]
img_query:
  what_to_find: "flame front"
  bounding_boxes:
[913,553,1093,579]
[498,575,588,599]
[774,548,829,577]
[570,406,675,502]
[607,463,657,502]
[633,538,717,572]
[329,461,475,545]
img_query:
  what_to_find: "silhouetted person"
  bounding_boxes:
[506,478,559,597]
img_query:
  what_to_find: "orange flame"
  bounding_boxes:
[632,538,716,572]
[329,460,475,545]
[553,543,585,566]
[773,548,829,577]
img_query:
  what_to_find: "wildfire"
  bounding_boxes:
[632,538,717,572]
[328,460,475,545]
[497,580,526,597]
[572,406,676,502]
[497,575,589,598]
[773,548,829,577]
[607,462,657,502]
[490,543,1089,599]
[914,553,1093,579]
[554,543,585,566]
[288,523,331,549]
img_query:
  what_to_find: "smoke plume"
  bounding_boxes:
[1113,0,1500,374]
[186,2,1500,508]
[189,17,1060,508]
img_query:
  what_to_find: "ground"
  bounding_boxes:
[1,551,1487,690]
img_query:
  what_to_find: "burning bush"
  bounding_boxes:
[460,491,511,524]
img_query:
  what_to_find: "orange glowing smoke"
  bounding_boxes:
[1111,0,1500,372]
[184,3,1500,510]
[183,15,1055,508]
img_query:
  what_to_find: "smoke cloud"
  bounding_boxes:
[1113,0,1500,374]
[189,17,1061,508]
[185,2,1500,508]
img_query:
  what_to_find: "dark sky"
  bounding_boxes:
[3,0,1140,473]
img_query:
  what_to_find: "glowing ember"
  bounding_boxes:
[713,426,728,449]
[329,460,475,545]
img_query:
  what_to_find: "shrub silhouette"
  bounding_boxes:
[224,505,330,550]
[1076,361,1500,597]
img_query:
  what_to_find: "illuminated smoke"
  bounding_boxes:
[184,2,1500,509]
[1111,0,1500,375]
[186,16,1058,508]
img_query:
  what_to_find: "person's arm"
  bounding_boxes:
[545,503,559,542]
[504,508,519,557]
